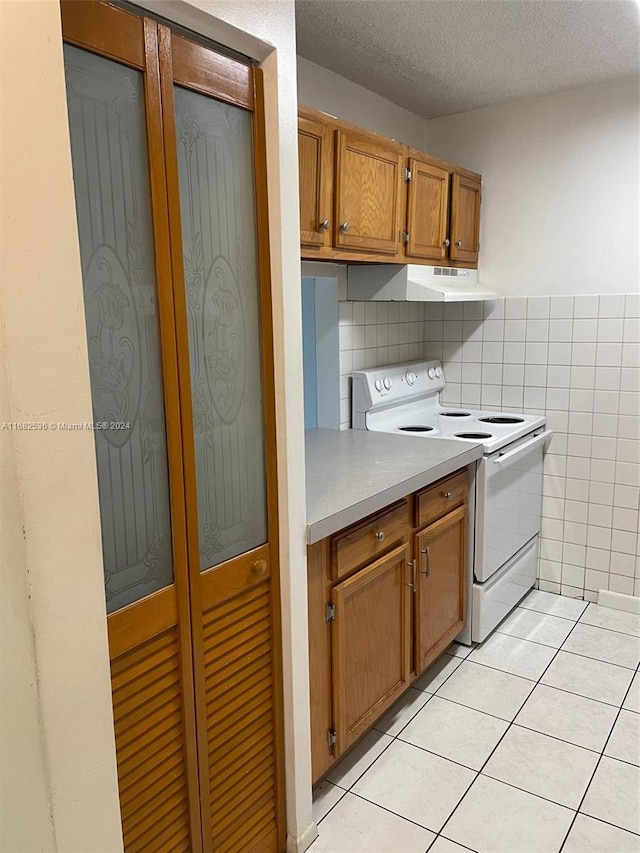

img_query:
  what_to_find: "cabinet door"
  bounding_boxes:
[335,131,403,255]
[450,173,481,264]
[405,158,450,261]
[332,545,411,755]
[298,114,333,249]
[415,505,467,674]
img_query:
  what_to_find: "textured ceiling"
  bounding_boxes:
[295,0,640,118]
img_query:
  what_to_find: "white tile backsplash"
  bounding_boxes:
[336,291,639,601]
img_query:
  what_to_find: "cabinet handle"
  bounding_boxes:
[252,558,268,577]
[320,219,330,231]
[420,545,431,578]
[443,491,453,501]
[443,238,450,247]
[406,559,417,592]
[340,221,349,232]
[456,240,462,248]
[375,530,385,542]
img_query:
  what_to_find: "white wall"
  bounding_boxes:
[424,77,640,297]
[2,1,313,851]
[297,56,427,148]
[0,324,56,852]
[1,3,124,849]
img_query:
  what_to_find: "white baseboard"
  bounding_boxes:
[286,821,319,853]
[597,589,640,615]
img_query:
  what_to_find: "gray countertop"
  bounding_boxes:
[305,429,483,544]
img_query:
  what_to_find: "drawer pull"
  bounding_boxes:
[375,530,386,542]
[406,558,417,592]
[420,545,431,578]
[443,491,453,500]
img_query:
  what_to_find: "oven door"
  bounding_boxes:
[475,429,551,583]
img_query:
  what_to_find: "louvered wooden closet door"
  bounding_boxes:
[62,4,284,852]
[159,30,285,852]
[61,3,201,850]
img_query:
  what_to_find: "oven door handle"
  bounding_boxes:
[493,430,553,468]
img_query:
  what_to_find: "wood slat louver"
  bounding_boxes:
[203,580,279,852]
[111,626,191,853]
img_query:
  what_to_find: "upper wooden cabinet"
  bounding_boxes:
[403,153,481,266]
[334,130,404,256]
[405,157,450,262]
[298,112,333,250]
[298,106,481,268]
[450,172,481,264]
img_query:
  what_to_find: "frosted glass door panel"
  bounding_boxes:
[64,45,174,612]
[174,86,268,572]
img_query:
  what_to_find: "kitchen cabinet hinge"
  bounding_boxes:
[326,602,336,622]
[402,230,410,245]
[327,729,337,750]
[404,167,412,183]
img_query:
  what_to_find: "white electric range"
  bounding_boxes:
[352,359,552,643]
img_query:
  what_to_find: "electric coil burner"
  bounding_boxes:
[351,359,551,644]
[479,416,525,425]
[454,432,493,440]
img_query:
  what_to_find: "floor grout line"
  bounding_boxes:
[509,600,640,641]
[494,627,575,647]
[432,835,479,853]
[518,601,589,619]
[507,721,607,756]
[573,618,640,641]
[558,662,640,851]
[424,690,528,725]
[504,604,586,625]
[349,789,446,836]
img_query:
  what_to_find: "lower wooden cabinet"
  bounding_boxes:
[331,545,411,755]
[414,505,467,674]
[307,468,469,783]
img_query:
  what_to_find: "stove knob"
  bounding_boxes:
[428,368,436,379]
[435,366,443,378]
[405,371,417,386]
[383,377,392,390]
[374,378,383,392]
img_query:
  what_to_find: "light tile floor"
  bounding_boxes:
[311,590,640,853]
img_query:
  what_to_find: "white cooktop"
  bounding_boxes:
[352,359,546,454]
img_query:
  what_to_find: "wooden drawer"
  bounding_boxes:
[415,469,468,530]
[330,500,410,581]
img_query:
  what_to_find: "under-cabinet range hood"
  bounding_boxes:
[347,264,498,302]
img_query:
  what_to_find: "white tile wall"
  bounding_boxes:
[337,289,640,602]
[338,300,428,429]
[432,293,640,602]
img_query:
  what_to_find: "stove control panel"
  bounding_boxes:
[352,359,446,428]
